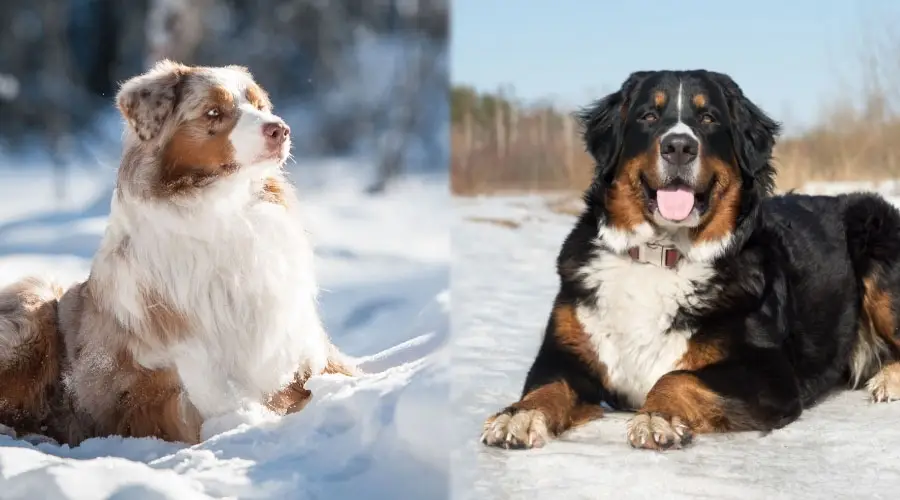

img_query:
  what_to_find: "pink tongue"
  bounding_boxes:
[656,187,695,221]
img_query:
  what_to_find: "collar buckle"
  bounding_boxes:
[627,243,681,268]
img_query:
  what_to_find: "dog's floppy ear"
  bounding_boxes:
[576,71,649,184]
[116,60,188,141]
[708,71,780,189]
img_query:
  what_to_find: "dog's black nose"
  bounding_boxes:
[660,134,699,166]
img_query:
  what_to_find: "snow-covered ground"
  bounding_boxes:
[0,159,449,499]
[452,192,900,500]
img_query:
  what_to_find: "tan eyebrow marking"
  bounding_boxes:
[693,93,707,108]
[654,91,667,107]
[245,84,271,109]
[208,85,235,109]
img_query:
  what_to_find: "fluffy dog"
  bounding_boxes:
[482,70,900,451]
[0,60,356,446]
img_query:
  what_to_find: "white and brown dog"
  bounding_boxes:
[0,60,356,446]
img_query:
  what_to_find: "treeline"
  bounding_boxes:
[451,85,592,194]
[0,0,448,156]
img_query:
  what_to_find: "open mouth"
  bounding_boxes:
[641,174,712,223]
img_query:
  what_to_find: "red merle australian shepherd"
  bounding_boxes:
[481,70,900,451]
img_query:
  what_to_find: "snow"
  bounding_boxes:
[0,160,449,500]
[452,193,900,500]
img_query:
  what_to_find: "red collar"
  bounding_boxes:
[627,244,682,268]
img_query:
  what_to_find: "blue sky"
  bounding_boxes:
[451,0,900,134]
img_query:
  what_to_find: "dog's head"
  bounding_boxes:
[578,70,779,260]
[115,60,291,199]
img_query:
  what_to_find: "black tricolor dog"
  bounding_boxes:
[481,70,900,451]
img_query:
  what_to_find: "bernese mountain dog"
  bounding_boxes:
[481,69,900,451]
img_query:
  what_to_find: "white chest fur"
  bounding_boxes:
[95,177,329,417]
[575,250,715,409]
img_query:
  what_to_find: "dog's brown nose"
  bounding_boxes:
[263,121,290,147]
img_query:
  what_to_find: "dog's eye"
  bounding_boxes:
[640,112,659,123]
[700,113,716,125]
[206,108,221,118]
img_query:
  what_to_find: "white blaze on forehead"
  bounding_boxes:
[676,80,684,120]
[657,79,701,185]
[661,80,698,141]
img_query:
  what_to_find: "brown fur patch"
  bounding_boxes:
[640,373,730,433]
[862,276,897,348]
[324,358,357,377]
[47,281,203,446]
[493,304,608,438]
[207,85,235,112]
[260,177,289,206]
[507,303,608,434]
[509,381,598,436]
[266,370,313,416]
[851,275,899,385]
[0,282,64,436]
[691,156,741,244]
[569,404,607,427]
[267,355,357,416]
[112,355,202,443]
[654,91,667,108]
[60,282,86,360]
[606,149,658,231]
[140,288,190,345]
[246,84,272,111]
[692,94,707,108]
[156,97,240,197]
[676,338,726,371]
[552,304,609,384]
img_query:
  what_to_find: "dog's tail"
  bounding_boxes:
[0,276,65,436]
[843,193,900,387]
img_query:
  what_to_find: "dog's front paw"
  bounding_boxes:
[866,363,900,403]
[481,408,549,449]
[284,388,312,415]
[626,412,692,450]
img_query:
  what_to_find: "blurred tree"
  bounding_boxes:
[146,0,211,67]
[0,0,448,193]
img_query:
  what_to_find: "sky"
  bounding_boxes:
[451,0,900,134]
